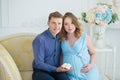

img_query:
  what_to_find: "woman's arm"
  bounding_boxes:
[81,35,96,73]
[86,35,96,66]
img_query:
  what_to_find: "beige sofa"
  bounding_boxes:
[0,33,36,80]
[0,33,109,80]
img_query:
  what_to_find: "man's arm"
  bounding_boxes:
[32,37,57,72]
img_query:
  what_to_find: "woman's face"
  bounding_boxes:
[64,17,76,34]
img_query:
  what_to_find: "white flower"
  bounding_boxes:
[86,10,96,24]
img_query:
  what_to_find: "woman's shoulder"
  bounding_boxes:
[82,32,87,36]
[79,32,87,38]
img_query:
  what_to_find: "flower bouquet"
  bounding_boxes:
[81,3,119,48]
[81,3,119,26]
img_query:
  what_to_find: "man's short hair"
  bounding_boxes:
[48,11,63,22]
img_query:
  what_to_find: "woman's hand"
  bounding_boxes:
[81,64,93,73]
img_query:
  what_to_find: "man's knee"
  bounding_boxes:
[32,76,55,80]
[32,70,55,80]
[55,72,69,80]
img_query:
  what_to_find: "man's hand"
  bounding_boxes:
[57,66,73,72]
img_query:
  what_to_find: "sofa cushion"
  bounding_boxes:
[20,71,32,80]
[0,44,22,80]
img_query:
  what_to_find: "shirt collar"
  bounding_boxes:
[46,28,60,39]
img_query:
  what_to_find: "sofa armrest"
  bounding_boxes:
[0,44,22,80]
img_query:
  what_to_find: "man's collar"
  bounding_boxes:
[46,29,60,39]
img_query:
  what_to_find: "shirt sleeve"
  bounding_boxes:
[32,37,57,72]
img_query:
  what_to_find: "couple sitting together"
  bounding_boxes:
[32,11,103,80]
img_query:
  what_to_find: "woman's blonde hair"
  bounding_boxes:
[60,12,83,41]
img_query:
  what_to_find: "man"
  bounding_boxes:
[32,11,70,80]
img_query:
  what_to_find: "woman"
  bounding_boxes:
[60,12,102,80]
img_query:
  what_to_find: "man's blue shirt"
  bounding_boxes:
[32,29,61,72]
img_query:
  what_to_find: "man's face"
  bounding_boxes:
[48,17,62,36]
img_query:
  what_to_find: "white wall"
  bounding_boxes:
[0,0,2,27]
[0,0,97,37]
[0,0,120,79]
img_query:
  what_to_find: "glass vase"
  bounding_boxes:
[93,25,107,48]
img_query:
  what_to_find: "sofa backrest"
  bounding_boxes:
[0,33,36,80]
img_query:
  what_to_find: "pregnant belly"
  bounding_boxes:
[63,55,83,71]
[63,55,88,79]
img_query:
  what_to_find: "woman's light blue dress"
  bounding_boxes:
[61,33,102,80]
